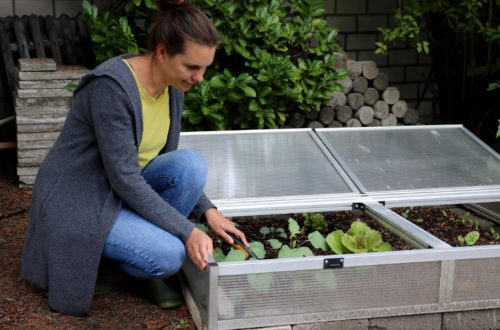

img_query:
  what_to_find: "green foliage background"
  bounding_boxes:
[82,0,345,131]
[374,0,500,140]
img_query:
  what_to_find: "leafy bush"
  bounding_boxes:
[185,0,345,130]
[81,0,141,61]
[82,0,346,130]
[375,0,500,140]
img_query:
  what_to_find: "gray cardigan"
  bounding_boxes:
[21,55,215,315]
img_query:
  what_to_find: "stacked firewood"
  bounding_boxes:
[287,53,419,128]
[15,58,88,186]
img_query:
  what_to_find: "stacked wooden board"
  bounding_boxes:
[15,58,88,186]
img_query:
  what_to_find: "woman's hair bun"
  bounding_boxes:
[156,0,187,12]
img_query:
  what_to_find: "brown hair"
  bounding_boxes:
[149,0,219,56]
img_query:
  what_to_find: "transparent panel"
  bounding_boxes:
[218,262,441,320]
[181,261,211,322]
[452,257,500,301]
[179,131,355,200]
[317,127,500,192]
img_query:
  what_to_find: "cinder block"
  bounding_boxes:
[393,83,419,100]
[325,0,335,14]
[367,0,399,14]
[358,51,388,66]
[293,319,369,330]
[358,15,388,32]
[369,313,441,330]
[388,49,418,66]
[416,100,436,121]
[327,15,357,33]
[443,310,497,330]
[405,65,432,82]
[346,34,377,50]
[337,0,366,14]
[14,0,53,16]
[379,66,405,82]
[55,0,84,16]
[0,1,14,16]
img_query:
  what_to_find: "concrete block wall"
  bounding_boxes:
[326,0,437,123]
[0,0,110,17]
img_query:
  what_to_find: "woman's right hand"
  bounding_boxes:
[185,227,213,270]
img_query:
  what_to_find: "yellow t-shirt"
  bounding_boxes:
[123,60,170,168]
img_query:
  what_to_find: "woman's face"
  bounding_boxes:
[157,40,216,92]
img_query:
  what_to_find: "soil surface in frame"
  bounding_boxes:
[217,206,500,259]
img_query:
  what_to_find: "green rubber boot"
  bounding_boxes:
[146,278,183,309]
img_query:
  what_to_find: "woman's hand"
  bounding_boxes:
[205,208,249,247]
[185,227,213,270]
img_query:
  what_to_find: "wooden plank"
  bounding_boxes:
[15,106,70,116]
[18,157,44,167]
[18,66,88,80]
[17,148,50,158]
[0,141,16,149]
[13,18,30,58]
[16,115,66,125]
[60,14,77,64]
[44,15,63,65]
[18,140,56,149]
[17,123,64,133]
[29,15,46,58]
[16,96,72,107]
[19,79,78,89]
[18,58,56,72]
[16,88,73,98]
[17,132,60,141]
[0,19,17,92]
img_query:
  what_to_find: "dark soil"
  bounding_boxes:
[0,174,196,329]
[217,207,500,259]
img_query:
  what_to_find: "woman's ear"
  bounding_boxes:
[155,44,169,62]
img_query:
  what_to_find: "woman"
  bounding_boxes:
[21,0,248,315]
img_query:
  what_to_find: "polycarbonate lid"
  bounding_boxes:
[316,125,500,205]
[179,129,358,202]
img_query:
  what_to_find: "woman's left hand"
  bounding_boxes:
[204,208,249,247]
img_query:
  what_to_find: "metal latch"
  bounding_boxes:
[323,258,344,269]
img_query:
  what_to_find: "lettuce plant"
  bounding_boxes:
[325,221,392,254]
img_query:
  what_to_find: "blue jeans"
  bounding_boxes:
[102,149,207,278]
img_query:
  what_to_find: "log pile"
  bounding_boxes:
[287,53,419,128]
[15,58,88,186]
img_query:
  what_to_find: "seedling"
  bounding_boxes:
[325,220,392,254]
[303,212,327,231]
[457,231,480,246]
[175,319,190,329]
[401,209,410,219]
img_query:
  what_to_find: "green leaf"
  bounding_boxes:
[268,239,283,249]
[224,249,247,262]
[288,218,301,238]
[260,226,271,235]
[249,241,266,259]
[308,231,328,251]
[240,86,257,97]
[278,245,314,258]
[212,247,226,262]
[325,230,346,254]
[464,231,480,245]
